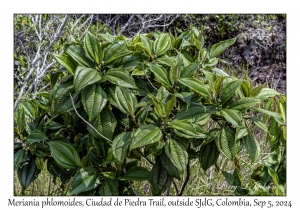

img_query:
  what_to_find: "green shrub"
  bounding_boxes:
[14,27,286,196]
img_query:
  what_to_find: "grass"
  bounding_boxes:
[14,169,71,196]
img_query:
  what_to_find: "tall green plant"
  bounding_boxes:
[14,27,286,196]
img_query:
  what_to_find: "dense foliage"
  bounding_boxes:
[14,26,286,196]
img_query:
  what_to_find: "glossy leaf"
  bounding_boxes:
[174,106,212,123]
[199,141,220,171]
[130,124,162,150]
[209,38,236,58]
[164,139,188,173]
[53,81,80,114]
[243,133,260,163]
[112,132,132,162]
[69,167,100,195]
[66,45,92,67]
[87,107,117,140]
[26,129,48,143]
[220,109,242,127]
[98,179,119,196]
[148,63,171,88]
[220,80,242,105]
[83,31,102,64]
[81,84,107,121]
[252,108,285,125]
[160,152,182,180]
[250,117,268,133]
[178,78,210,99]
[74,66,102,92]
[217,127,238,160]
[153,33,171,56]
[14,149,28,171]
[105,69,137,89]
[180,61,201,78]
[228,97,260,111]
[169,120,208,139]
[47,158,74,184]
[16,107,26,131]
[53,54,76,75]
[148,158,170,195]
[256,88,280,100]
[18,156,40,189]
[104,41,132,64]
[121,167,150,181]
[48,141,80,169]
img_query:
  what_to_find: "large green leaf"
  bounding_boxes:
[148,63,171,88]
[148,158,170,196]
[175,92,194,107]
[252,108,285,125]
[121,167,150,181]
[87,107,117,140]
[178,78,210,99]
[180,61,201,78]
[53,81,80,114]
[81,84,107,122]
[20,99,37,119]
[220,80,242,105]
[46,159,75,184]
[83,31,102,64]
[14,149,28,171]
[174,106,212,123]
[153,33,171,56]
[250,117,268,133]
[156,56,176,67]
[74,66,102,92]
[134,42,152,57]
[108,86,137,115]
[130,124,163,150]
[243,133,260,163]
[220,109,242,127]
[209,38,236,58]
[69,167,100,195]
[107,86,127,114]
[112,132,132,162]
[148,93,165,117]
[217,127,238,160]
[53,54,76,75]
[228,97,261,111]
[164,139,188,173]
[66,45,92,67]
[199,140,220,171]
[268,167,279,186]
[26,129,49,143]
[18,156,40,189]
[98,179,119,196]
[256,88,280,100]
[169,120,208,139]
[160,152,182,180]
[105,69,137,89]
[140,34,153,53]
[48,141,80,169]
[103,41,132,64]
[15,106,26,131]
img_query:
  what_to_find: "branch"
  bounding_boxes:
[119,15,135,35]
[136,149,154,165]
[69,93,112,144]
[145,73,158,92]
[14,15,69,110]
